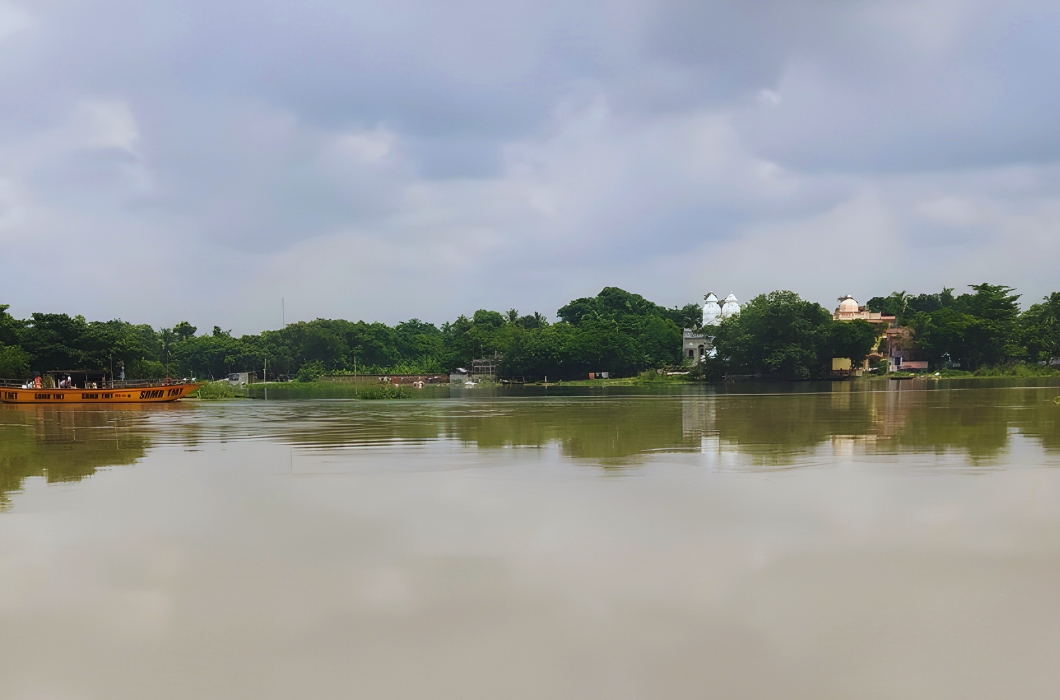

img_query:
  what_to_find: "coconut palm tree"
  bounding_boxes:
[159,328,176,377]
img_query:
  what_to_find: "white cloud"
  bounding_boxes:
[334,127,396,164]
[0,178,26,236]
[756,89,782,107]
[70,100,139,152]
[915,196,981,226]
[0,1,31,43]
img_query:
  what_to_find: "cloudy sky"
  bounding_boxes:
[1,0,1057,332]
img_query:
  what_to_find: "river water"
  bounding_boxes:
[2,382,1060,699]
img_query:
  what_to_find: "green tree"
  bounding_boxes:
[1021,292,1060,363]
[559,287,671,325]
[954,283,1022,368]
[159,328,176,374]
[913,307,974,368]
[866,291,909,321]
[22,313,90,371]
[909,284,1020,369]
[171,333,245,379]
[0,345,30,378]
[0,305,24,346]
[906,288,954,316]
[515,312,549,330]
[869,289,956,325]
[830,319,881,368]
[173,321,197,342]
[0,304,29,379]
[713,291,834,379]
[673,302,704,330]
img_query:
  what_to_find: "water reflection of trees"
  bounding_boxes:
[442,399,695,462]
[2,388,1056,504]
[276,388,1059,465]
[700,394,879,465]
[279,399,698,463]
[687,387,1060,465]
[0,407,148,509]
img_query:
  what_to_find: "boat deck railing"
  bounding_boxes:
[0,378,195,389]
[111,379,195,388]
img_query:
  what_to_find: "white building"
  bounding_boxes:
[702,292,721,326]
[701,291,739,327]
[687,291,740,362]
[721,292,740,319]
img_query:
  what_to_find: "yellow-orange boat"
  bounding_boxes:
[1,372,203,405]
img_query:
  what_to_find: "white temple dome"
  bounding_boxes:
[721,292,740,318]
[838,295,859,313]
[703,292,722,326]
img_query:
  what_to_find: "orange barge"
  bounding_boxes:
[1,376,203,405]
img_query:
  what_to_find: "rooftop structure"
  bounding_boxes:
[833,295,895,325]
[683,329,712,362]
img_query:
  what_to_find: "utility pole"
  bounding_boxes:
[263,358,267,400]
[282,298,285,329]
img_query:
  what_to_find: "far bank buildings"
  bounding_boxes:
[683,292,915,373]
[683,292,740,361]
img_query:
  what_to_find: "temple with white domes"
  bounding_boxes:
[684,291,740,362]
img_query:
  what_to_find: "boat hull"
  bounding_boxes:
[0,383,204,404]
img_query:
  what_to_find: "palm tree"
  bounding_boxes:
[886,291,910,320]
[159,328,176,377]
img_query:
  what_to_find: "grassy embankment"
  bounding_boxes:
[534,371,695,387]
[191,381,247,399]
[869,363,1060,381]
[245,382,418,399]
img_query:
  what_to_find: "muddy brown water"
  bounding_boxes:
[2,383,1060,699]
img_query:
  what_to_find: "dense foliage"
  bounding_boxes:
[0,288,686,381]
[708,291,881,379]
[867,284,1059,370]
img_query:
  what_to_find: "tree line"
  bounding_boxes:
[704,283,1060,379]
[863,284,1060,371]
[0,288,700,382]
[1,283,1057,382]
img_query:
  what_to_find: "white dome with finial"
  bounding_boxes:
[721,292,740,318]
[837,295,860,314]
[703,292,722,326]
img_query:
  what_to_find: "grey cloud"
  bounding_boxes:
[1,0,1059,331]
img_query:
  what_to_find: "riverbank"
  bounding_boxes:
[245,382,427,400]
[863,364,1060,382]
[226,369,1060,401]
[532,371,695,387]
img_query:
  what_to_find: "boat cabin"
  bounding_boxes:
[43,370,112,390]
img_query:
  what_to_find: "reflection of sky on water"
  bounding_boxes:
[2,386,1060,698]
